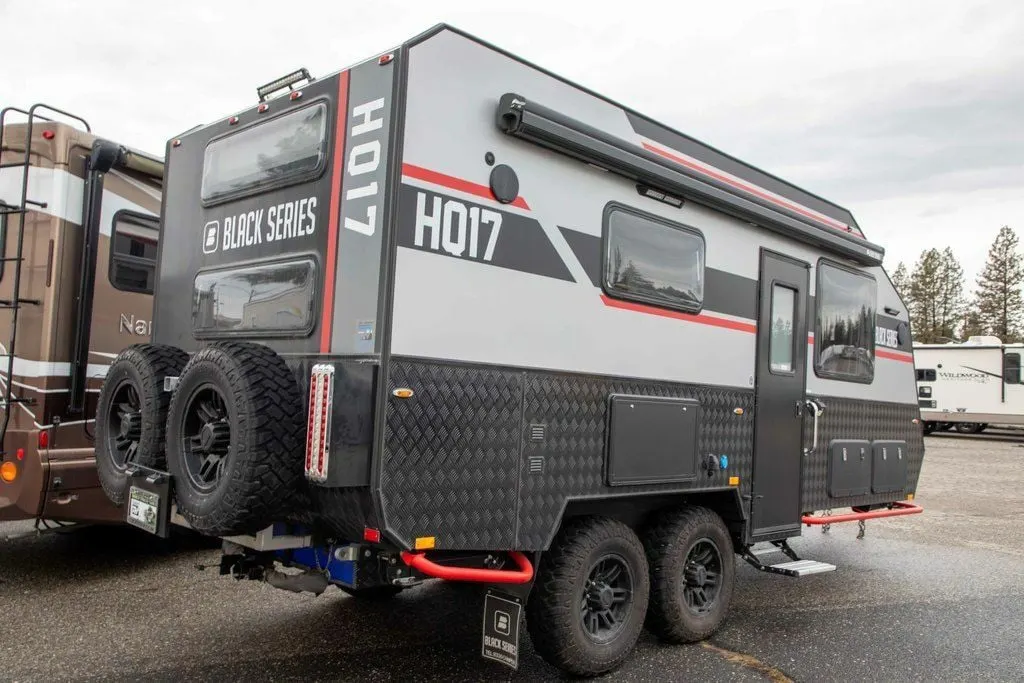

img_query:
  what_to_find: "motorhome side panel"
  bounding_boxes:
[914,345,1024,423]
[376,29,922,551]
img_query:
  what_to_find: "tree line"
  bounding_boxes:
[891,225,1024,344]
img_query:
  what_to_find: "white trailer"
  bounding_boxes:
[914,336,1024,433]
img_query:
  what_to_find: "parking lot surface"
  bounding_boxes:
[2,433,1022,682]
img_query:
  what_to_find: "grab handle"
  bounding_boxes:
[803,398,825,455]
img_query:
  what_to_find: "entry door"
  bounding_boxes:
[751,250,810,539]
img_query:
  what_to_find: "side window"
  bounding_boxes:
[916,369,936,382]
[815,261,877,383]
[201,102,327,205]
[603,204,704,313]
[1004,353,1021,384]
[0,201,7,281]
[769,284,797,374]
[110,211,159,294]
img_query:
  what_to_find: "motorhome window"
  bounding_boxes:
[110,211,159,294]
[603,205,704,313]
[201,103,327,204]
[0,201,7,281]
[916,368,936,382]
[1003,353,1021,384]
[769,284,797,373]
[815,262,876,382]
[193,258,316,336]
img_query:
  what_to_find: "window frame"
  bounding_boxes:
[916,368,936,382]
[200,99,330,208]
[768,280,798,377]
[191,254,319,340]
[600,201,706,315]
[0,200,8,281]
[109,209,160,294]
[813,258,877,384]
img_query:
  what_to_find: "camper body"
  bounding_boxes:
[97,26,923,675]
[0,107,162,524]
[914,336,1024,433]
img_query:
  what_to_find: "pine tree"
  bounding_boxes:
[975,226,1024,342]
[960,306,986,339]
[936,247,965,340]
[891,261,911,304]
[909,248,944,343]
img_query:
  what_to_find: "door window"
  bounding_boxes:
[769,284,797,373]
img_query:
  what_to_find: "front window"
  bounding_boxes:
[193,258,316,336]
[603,204,704,312]
[815,261,877,382]
[201,103,327,204]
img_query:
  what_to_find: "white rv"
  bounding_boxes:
[914,336,1024,433]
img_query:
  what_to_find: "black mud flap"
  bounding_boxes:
[124,467,172,538]
[481,591,523,670]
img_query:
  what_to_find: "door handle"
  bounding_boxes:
[802,399,825,456]
[795,401,803,417]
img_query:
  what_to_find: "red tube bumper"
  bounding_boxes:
[400,550,534,584]
[801,500,923,525]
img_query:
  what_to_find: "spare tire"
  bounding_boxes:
[95,344,189,505]
[165,342,304,536]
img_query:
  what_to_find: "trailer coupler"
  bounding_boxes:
[400,550,534,584]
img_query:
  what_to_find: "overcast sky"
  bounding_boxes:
[2,0,1020,284]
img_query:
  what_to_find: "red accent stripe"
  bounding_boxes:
[402,163,530,210]
[320,71,349,353]
[642,141,857,236]
[876,348,914,363]
[600,294,756,333]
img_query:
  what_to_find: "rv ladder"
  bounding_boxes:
[741,540,837,577]
[0,104,91,458]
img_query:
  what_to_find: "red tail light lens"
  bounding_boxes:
[304,364,334,483]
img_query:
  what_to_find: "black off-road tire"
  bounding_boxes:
[165,342,305,536]
[922,421,935,435]
[643,506,735,644]
[94,344,189,505]
[526,517,650,677]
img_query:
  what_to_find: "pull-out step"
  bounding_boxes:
[742,540,837,577]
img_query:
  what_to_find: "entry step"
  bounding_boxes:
[769,559,837,577]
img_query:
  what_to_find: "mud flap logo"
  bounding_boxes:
[482,592,522,669]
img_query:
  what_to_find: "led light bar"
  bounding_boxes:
[305,364,334,483]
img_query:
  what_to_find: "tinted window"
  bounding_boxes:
[110,212,159,294]
[604,205,704,312]
[815,262,877,382]
[193,258,316,336]
[770,284,796,373]
[1004,353,1021,384]
[201,103,327,204]
[916,369,936,382]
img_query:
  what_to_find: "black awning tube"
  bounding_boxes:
[496,93,884,267]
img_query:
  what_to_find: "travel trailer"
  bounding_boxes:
[0,105,163,526]
[95,26,924,676]
[915,336,1024,434]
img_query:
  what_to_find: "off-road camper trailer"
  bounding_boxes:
[915,336,1024,433]
[0,105,162,525]
[97,26,924,675]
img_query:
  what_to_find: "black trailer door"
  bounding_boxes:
[751,250,809,540]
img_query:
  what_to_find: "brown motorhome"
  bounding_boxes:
[0,105,162,526]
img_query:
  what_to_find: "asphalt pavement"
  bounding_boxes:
[1,433,1022,682]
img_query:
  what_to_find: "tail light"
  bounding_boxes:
[305,364,335,482]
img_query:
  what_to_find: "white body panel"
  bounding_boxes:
[915,344,1024,424]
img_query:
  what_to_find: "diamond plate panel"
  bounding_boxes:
[801,396,924,512]
[311,488,380,541]
[517,375,755,549]
[379,361,524,550]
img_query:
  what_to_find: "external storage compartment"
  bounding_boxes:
[606,395,699,485]
[871,440,908,493]
[827,439,871,497]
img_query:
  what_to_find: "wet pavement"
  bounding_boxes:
[2,434,1022,682]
